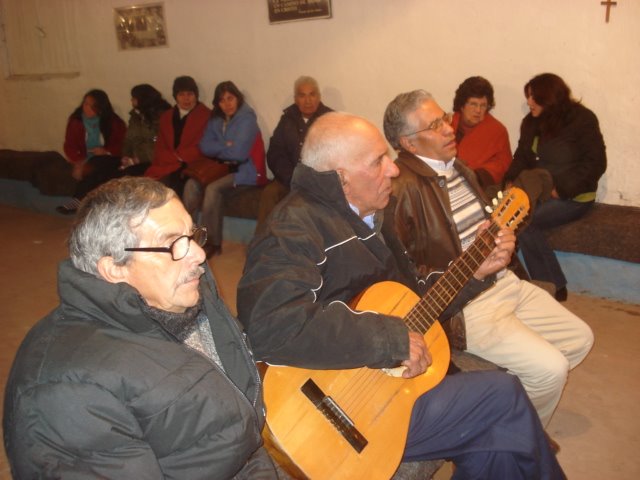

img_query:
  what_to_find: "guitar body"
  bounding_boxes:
[263,281,450,480]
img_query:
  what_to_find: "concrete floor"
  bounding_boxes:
[1,204,639,479]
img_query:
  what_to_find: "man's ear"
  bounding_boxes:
[398,135,414,153]
[97,256,128,284]
[337,168,352,197]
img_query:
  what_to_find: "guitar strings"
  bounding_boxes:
[331,223,503,415]
[292,192,526,435]
[317,191,525,417]
[404,222,500,334]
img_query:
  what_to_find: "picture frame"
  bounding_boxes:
[114,3,168,50]
[268,0,332,24]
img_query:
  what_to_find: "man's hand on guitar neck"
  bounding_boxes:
[473,221,516,281]
[401,331,433,378]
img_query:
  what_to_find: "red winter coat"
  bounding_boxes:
[63,115,126,164]
[452,112,512,185]
[145,103,211,180]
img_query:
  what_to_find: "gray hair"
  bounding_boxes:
[69,177,175,276]
[383,89,434,149]
[294,75,320,94]
[300,111,364,172]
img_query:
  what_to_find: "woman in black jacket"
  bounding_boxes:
[505,73,607,300]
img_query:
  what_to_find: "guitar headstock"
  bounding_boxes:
[487,187,530,232]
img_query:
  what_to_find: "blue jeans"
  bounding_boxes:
[404,371,565,479]
[183,174,235,247]
[517,198,593,290]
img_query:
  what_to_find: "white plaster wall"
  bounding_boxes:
[0,0,637,205]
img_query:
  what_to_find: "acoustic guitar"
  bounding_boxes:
[262,188,530,480]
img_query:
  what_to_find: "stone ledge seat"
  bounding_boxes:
[0,149,76,196]
[544,202,640,264]
[221,183,265,219]
[537,202,640,304]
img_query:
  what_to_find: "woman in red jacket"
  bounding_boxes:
[57,89,126,214]
[451,76,512,191]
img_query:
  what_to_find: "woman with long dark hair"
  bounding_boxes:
[58,89,126,214]
[57,85,171,214]
[63,89,126,179]
[182,80,267,257]
[505,73,607,300]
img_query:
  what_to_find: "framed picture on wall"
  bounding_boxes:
[268,0,332,24]
[114,3,168,50]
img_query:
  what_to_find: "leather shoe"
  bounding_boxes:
[56,198,81,215]
[555,286,568,302]
[56,205,77,215]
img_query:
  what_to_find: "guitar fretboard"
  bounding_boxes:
[405,221,501,334]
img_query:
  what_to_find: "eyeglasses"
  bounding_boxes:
[466,100,488,110]
[124,226,207,261]
[403,112,453,137]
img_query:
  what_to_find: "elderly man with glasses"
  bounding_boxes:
[383,90,593,429]
[3,177,278,479]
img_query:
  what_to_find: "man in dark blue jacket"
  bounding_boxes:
[257,75,333,227]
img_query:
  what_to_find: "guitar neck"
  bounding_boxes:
[406,221,501,334]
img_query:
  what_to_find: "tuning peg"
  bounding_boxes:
[492,198,498,206]
[485,205,493,213]
[497,191,503,199]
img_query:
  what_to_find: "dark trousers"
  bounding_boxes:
[74,155,148,199]
[404,371,565,479]
[158,165,188,198]
[517,198,594,289]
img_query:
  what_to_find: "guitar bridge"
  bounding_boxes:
[301,379,368,453]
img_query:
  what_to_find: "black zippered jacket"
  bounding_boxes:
[237,164,489,369]
[3,260,274,479]
[506,103,606,199]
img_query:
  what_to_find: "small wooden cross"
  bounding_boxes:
[601,0,617,23]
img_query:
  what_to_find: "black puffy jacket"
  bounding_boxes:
[3,260,275,479]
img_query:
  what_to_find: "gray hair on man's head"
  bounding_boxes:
[69,177,175,276]
[294,75,320,94]
[383,89,434,149]
[300,111,365,172]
